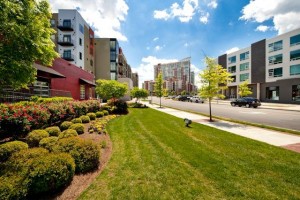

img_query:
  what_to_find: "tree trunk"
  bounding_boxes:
[209,98,212,122]
[160,96,161,108]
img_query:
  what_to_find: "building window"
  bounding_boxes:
[50,19,56,27]
[79,24,84,34]
[110,62,116,71]
[80,85,85,99]
[110,72,116,80]
[268,54,283,65]
[266,86,279,100]
[240,62,249,71]
[290,64,300,75]
[268,40,283,52]
[110,52,116,61]
[268,67,283,77]
[110,40,116,50]
[63,19,71,28]
[228,65,236,73]
[231,75,236,82]
[90,59,93,66]
[290,34,300,46]
[292,85,300,101]
[79,52,82,60]
[79,38,82,46]
[63,35,71,42]
[240,51,249,61]
[228,56,236,64]
[63,50,72,59]
[240,73,249,82]
[290,49,300,61]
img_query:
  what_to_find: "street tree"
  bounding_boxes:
[0,0,59,90]
[238,80,253,97]
[199,57,232,121]
[155,72,163,108]
[163,88,169,97]
[96,79,128,104]
[181,90,187,95]
[130,87,148,103]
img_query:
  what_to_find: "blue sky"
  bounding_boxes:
[49,0,300,87]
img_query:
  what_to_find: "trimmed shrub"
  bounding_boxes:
[45,126,61,136]
[86,113,96,120]
[60,121,74,131]
[58,129,78,139]
[26,130,49,147]
[80,115,90,123]
[39,137,59,152]
[71,118,82,123]
[95,111,104,118]
[69,123,85,134]
[102,110,109,116]
[108,100,128,114]
[0,141,29,162]
[55,137,100,173]
[0,174,29,200]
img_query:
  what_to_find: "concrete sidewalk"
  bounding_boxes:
[145,102,300,153]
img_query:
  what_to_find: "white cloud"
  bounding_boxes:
[240,0,300,34]
[153,37,159,42]
[207,0,218,9]
[199,12,209,24]
[225,47,240,54]
[155,45,162,51]
[153,0,199,23]
[49,0,128,41]
[255,25,270,32]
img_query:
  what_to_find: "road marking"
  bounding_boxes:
[239,111,267,115]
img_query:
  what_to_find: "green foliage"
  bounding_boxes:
[155,72,164,108]
[103,110,109,116]
[26,130,49,147]
[95,79,128,100]
[34,97,73,103]
[69,123,85,135]
[0,141,28,162]
[58,129,78,139]
[95,111,104,118]
[44,126,61,136]
[55,137,100,173]
[238,80,253,97]
[39,136,58,151]
[181,90,187,95]
[80,115,90,123]
[0,174,29,200]
[128,102,148,108]
[107,99,128,114]
[60,121,74,131]
[163,88,169,97]
[130,87,149,102]
[71,118,82,123]
[0,0,59,90]
[87,113,96,120]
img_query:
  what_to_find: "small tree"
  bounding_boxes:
[163,88,169,97]
[130,87,148,103]
[238,80,253,97]
[95,80,128,105]
[181,90,187,95]
[155,72,163,108]
[199,57,232,121]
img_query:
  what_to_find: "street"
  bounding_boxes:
[149,97,300,131]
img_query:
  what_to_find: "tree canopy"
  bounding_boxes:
[96,79,128,100]
[154,72,163,107]
[130,87,148,103]
[238,80,253,97]
[0,0,58,90]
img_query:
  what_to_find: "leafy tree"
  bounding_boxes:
[95,80,128,104]
[0,0,59,90]
[163,89,169,97]
[130,87,148,103]
[199,57,232,121]
[238,80,253,97]
[181,90,187,95]
[154,72,163,108]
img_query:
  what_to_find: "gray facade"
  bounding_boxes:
[251,39,266,83]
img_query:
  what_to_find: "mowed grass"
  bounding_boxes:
[79,108,300,199]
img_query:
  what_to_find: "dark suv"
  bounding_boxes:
[230,97,261,108]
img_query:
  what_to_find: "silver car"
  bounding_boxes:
[189,96,204,103]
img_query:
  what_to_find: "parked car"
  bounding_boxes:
[189,96,204,103]
[230,97,261,108]
[174,95,189,101]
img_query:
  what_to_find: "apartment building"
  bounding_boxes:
[217,28,300,104]
[132,73,139,87]
[143,80,155,94]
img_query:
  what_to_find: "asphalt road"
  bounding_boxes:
[149,97,300,131]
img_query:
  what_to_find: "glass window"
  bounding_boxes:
[268,40,283,52]
[268,67,283,77]
[240,62,249,71]
[110,62,116,71]
[240,51,249,61]
[79,38,82,46]
[63,50,71,58]
[290,34,300,46]
[228,56,236,64]
[110,72,117,80]
[231,75,236,82]
[268,54,282,65]
[50,19,56,27]
[292,85,300,101]
[63,20,71,27]
[110,52,116,61]
[79,52,82,60]
[110,40,116,50]
[79,24,84,34]
[63,35,71,42]
[290,64,300,75]
[80,85,85,99]
[240,73,249,82]
[266,86,279,100]
[290,49,300,61]
[228,66,236,73]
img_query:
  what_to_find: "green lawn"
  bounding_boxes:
[79,108,300,199]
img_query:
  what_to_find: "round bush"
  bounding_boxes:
[69,123,85,135]
[39,137,59,151]
[0,141,29,162]
[80,115,90,123]
[0,174,29,200]
[103,110,109,116]
[87,113,96,120]
[95,111,104,118]
[71,118,82,123]
[55,137,100,173]
[58,129,78,139]
[26,130,49,147]
[45,126,61,136]
[60,121,74,131]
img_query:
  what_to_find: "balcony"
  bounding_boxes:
[61,53,75,61]
[57,38,74,46]
[57,23,74,31]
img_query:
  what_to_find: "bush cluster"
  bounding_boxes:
[95,111,104,118]
[80,115,90,123]
[107,100,128,114]
[58,129,78,139]
[69,123,85,134]
[45,126,61,136]
[60,121,73,131]
[87,113,96,120]
[39,137,58,151]
[0,141,28,162]
[71,118,82,123]
[26,130,49,147]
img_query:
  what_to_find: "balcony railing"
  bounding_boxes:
[57,23,74,31]
[57,38,74,46]
[61,53,75,61]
